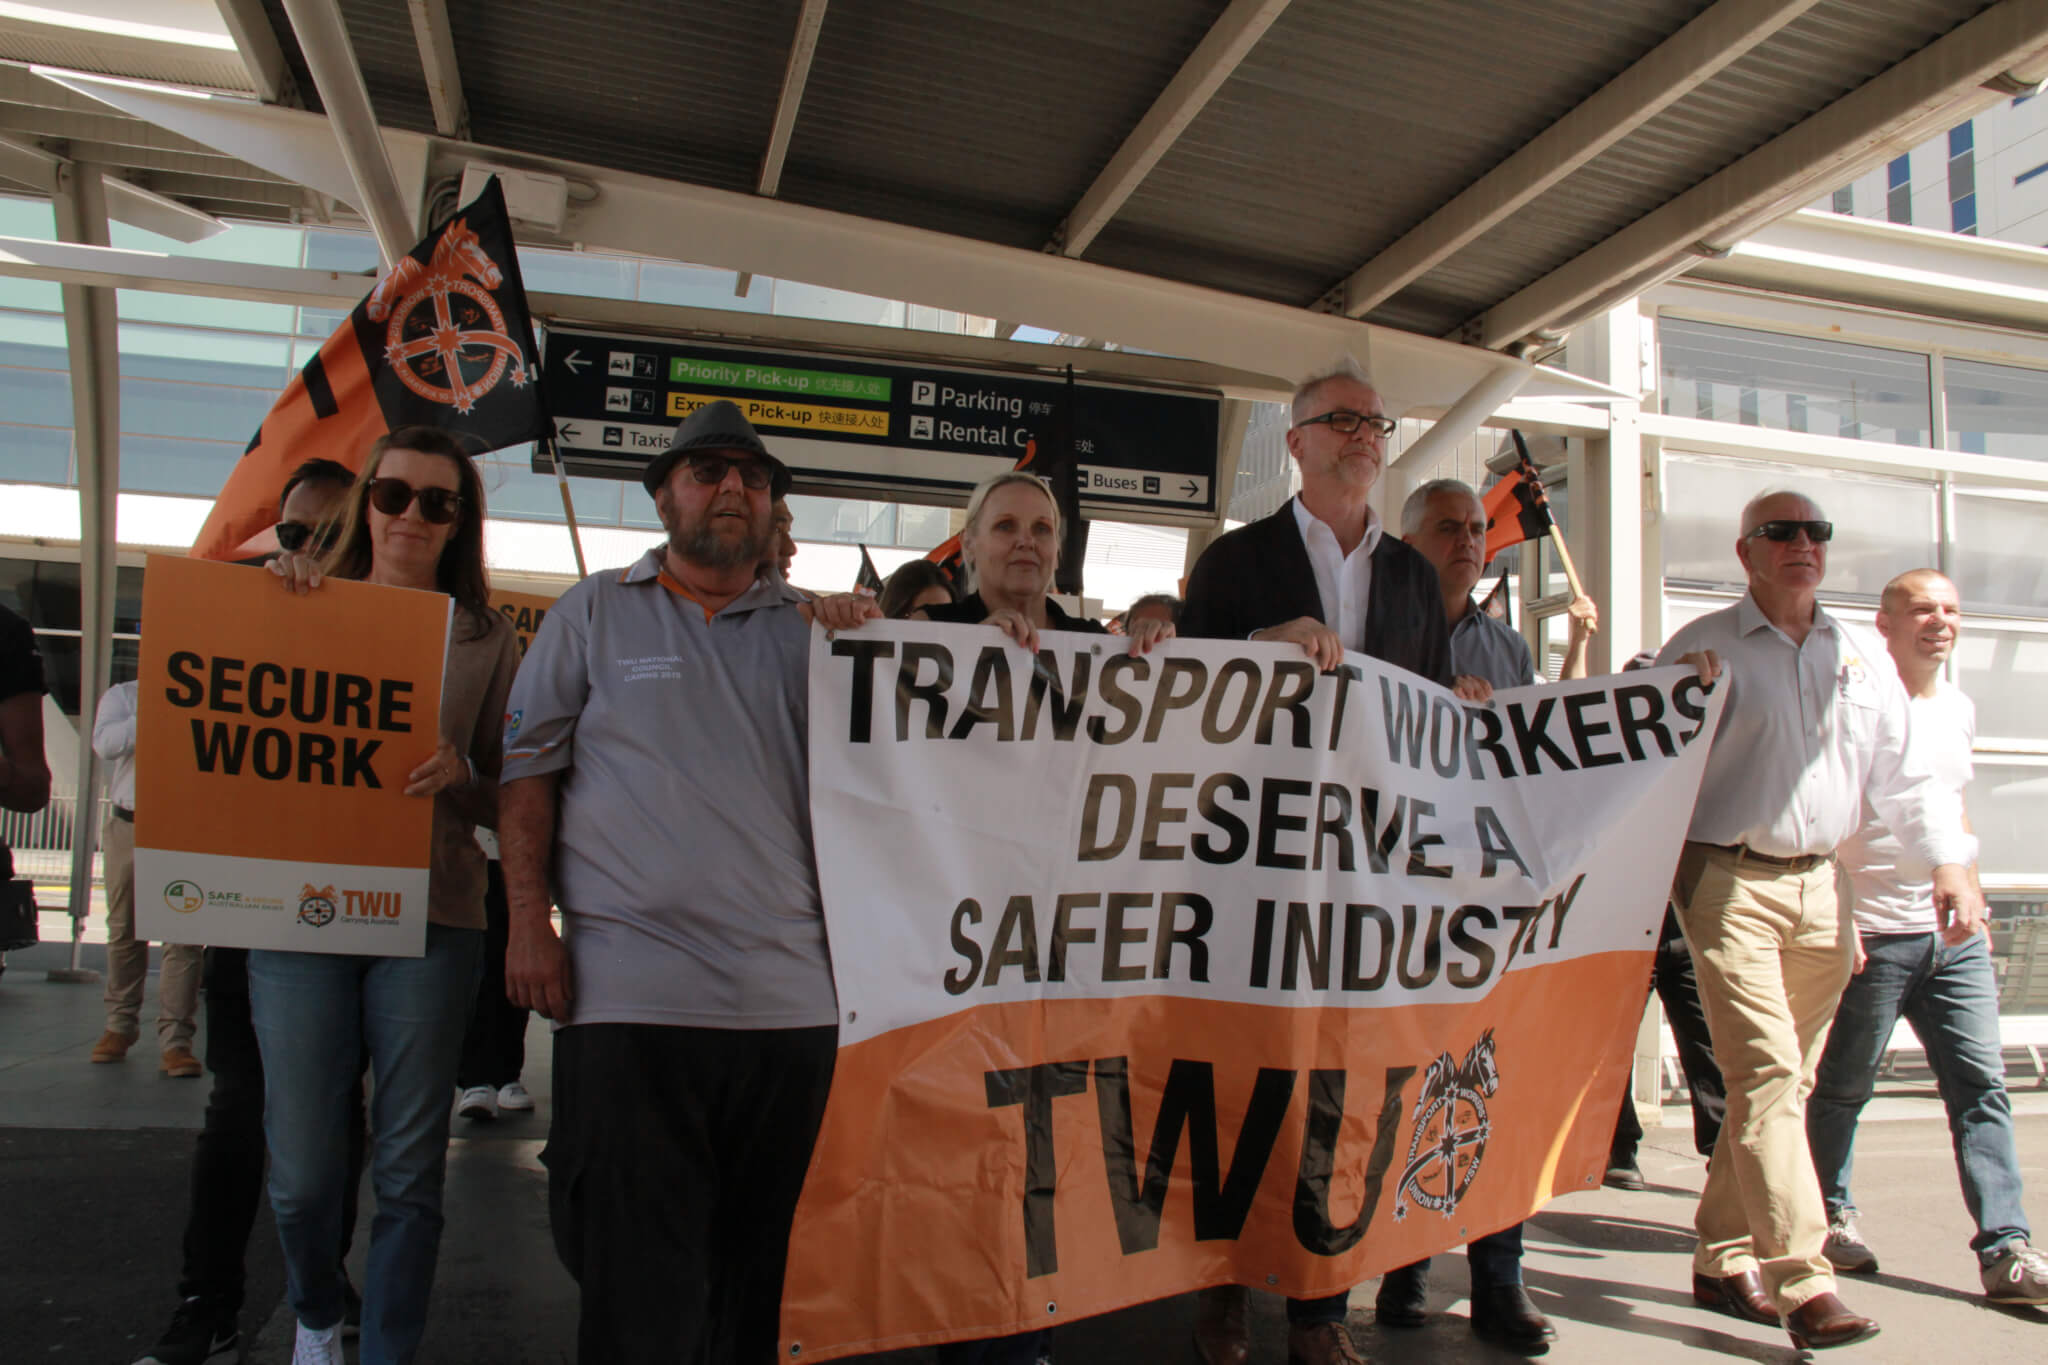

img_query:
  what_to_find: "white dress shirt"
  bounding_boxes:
[1657,593,1974,868]
[1290,495,1380,653]
[90,679,139,810]
[1840,682,1976,934]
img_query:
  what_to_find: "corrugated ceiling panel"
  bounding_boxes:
[1376,0,1997,334]
[442,0,803,190]
[1090,0,1711,306]
[774,0,1228,250]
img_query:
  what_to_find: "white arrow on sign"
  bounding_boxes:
[563,350,590,375]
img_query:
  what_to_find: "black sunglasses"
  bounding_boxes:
[275,520,339,554]
[367,477,463,524]
[684,455,775,491]
[1746,519,1834,544]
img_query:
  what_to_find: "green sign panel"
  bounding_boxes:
[669,355,891,403]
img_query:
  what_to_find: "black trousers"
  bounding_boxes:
[455,862,529,1090]
[545,1022,838,1365]
[1611,908,1727,1165]
[178,947,368,1314]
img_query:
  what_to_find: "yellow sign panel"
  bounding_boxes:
[667,390,890,437]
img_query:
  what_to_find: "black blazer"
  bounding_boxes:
[1181,501,1453,687]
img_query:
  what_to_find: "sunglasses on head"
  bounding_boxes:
[683,454,775,490]
[274,520,339,554]
[1746,519,1833,544]
[367,477,463,524]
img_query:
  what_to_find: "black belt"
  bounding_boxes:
[1696,840,1828,874]
[111,806,133,823]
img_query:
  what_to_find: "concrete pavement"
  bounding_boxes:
[4,920,2046,1363]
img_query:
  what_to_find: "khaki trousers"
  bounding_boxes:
[1672,841,1853,1313]
[101,814,203,1051]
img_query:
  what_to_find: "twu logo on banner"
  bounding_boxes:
[1394,1029,1501,1222]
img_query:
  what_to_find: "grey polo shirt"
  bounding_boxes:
[1449,604,1539,691]
[501,546,835,1029]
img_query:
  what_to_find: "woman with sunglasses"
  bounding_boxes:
[258,426,520,1365]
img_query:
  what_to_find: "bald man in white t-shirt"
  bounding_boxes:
[1806,569,2046,1308]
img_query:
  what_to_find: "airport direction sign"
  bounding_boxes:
[540,327,1221,521]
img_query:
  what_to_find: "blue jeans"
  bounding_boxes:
[250,925,482,1364]
[1807,931,2029,1265]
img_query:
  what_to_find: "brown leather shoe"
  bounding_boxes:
[1784,1292,1879,1350]
[1691,1269,1776,1325]
[1192,1285,1249,1365]
[1286,1320,1366,1365]
[90,1030,134,1064]
[160,1045,203,1078]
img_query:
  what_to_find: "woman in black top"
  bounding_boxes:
[912,471,1170,1365]
[916,471,1173,657]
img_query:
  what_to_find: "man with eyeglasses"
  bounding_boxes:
[1657,489,1981,1352]
[1181,361,1467,1365]
[500,399,876,1363]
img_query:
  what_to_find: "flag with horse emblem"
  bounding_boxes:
[189,177,549,561]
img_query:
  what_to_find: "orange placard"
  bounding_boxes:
[132,555,450,955]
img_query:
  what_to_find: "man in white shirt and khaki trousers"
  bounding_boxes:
[90,678,204,1075]
[1659,490,1982,1352]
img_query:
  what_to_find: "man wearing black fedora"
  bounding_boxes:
[500,399,872,1363]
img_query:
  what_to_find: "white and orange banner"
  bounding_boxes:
[785,623,1723,1359]
[132,555,449,957]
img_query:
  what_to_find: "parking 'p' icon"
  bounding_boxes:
[913,381,936,406]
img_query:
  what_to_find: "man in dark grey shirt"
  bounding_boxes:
[1387,476,1602,1351]
[501,401,873,1365]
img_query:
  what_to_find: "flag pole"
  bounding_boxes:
[542,433,588,579]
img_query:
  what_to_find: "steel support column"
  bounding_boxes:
[52,163,120,980]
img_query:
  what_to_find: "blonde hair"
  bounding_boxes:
[960,471,1060,591]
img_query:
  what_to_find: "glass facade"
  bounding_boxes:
[1944,357,2048,461]
[1659,316,1931,446]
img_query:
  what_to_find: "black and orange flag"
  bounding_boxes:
[854,545,885,596]
[1481,430,1556,563]
[1479,571,1512,625]
[191,177,548,560]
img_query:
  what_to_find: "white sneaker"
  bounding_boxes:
[457,1084,498,1120]
[497,1081,535,1111]
[292,1321,343,1365]
[1982,1238,2048,1305]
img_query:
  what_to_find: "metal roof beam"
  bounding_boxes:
[278,0,416,264]
[100,173,226,243]
[405,0,468,139]
[1053,0,1290,259]
[758,0,829,199]
[214,0,298,105]
[1336,0,1822,318]
[0,131,62,194]
[0,133,224,239]
[738,0,830,299]
[1470,0,2048,352]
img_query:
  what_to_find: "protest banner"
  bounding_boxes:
[132,555,450,957]
[782,623,1723,1359]
[490,587,557,657]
